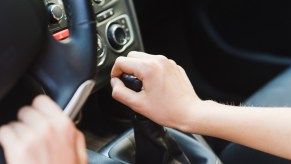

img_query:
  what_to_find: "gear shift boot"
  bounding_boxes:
[99,128,221,164]
[134,117,190,163]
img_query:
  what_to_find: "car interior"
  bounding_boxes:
[1,0,291,163]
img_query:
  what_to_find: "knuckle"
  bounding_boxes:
[156,55,168,63]
[32,95,47,106]
[17,106,32,119]
[114,56,125,65]
[169,59,177,65]
[127,51,136,57]
[143,60,160,75]
[0,125,10,136]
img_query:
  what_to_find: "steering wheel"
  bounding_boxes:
[0,0,97,162]
[0,0,97,119]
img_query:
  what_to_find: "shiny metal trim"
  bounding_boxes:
[97,34,107,67]
[105,15,135,53]
[64,80,95,119]
[109,24,128,46]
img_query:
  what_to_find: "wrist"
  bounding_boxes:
[177,100,217,134]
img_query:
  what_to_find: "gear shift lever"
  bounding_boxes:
[120,74,147,121]
[120,74,190,164]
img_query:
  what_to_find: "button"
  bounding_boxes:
[94,0,105,5]
[48,4,64,23]
[96,8,114,22]
[97,14,106,22]
[53,29,70,40]
[121,19,126,25]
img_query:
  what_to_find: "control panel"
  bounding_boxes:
[44,0,67,33]
[91,0,143,70]
[106,15,134,53]
[43,0,144,89]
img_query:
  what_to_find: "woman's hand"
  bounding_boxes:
[0,95,87,164]
[111,51,201,130]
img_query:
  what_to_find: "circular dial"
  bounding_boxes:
[48,4,64,23]
[107,24,128,50]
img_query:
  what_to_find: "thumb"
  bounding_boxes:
[111,77,140,107]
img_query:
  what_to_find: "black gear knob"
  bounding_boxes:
[120,74,142,92]
[120,74,147,120]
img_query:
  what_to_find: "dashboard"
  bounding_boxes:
[45,0,144,90]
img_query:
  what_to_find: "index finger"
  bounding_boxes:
[31,95,67,121]
[111,56,145,80]
[0,124,18,153]
[127,51,153,59]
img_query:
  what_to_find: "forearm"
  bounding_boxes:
[183,100,291,160]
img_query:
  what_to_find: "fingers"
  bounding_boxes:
[0,122,31,163]
[0,125,18,164]
[9,122,30,136]
[0,124,18,149]
[111,77,143,109]
[18,95,75,147]
[17,95,70,131]
[112,54,169,79]
[127,51,151,59]
[17,106,49,131]
[0,95,85,164]
[32,95,63,116]
[32,95,71,126]
[168,59,177,65]
[111,56,147,80]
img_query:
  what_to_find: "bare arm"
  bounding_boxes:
[186,101,291,160]
[111,51,291,160]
